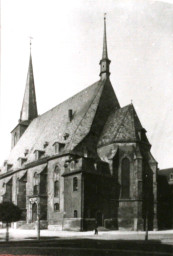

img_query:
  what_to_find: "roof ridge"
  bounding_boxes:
[67,79,106,150]
[37,80,101,119]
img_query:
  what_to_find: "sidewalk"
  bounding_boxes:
[0,228,172,243]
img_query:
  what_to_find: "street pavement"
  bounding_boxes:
[0,228,172,243]
[0,229,172,255]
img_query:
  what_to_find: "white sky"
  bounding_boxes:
[1,0,173,169]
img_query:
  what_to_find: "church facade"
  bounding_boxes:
[0,18,158,231]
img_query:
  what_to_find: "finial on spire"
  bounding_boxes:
[29,36,33,52]
[99,13,111,80]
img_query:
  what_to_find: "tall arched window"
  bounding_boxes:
[54,180,59,197]
[33,172,39,195]
[54,166,60,198]
[73,177,78,191]
[121,158,130,199]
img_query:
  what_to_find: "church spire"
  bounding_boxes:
[99,13,111,80]
[19,45,38,122]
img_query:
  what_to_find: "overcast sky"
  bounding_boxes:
[1,0,173,169]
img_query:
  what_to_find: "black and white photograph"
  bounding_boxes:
[0,0,173,255]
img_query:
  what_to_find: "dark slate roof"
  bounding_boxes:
[158,168,173,184]
[98,104,143,147]
[2,79,108,170]
[159,168,173,176]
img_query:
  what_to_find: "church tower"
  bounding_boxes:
[99,14,111,80]
[11,47,38,149]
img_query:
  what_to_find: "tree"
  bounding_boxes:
[0,202,22,241]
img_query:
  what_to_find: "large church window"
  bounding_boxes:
[33,172,39,195]
[73,177,78,191]
[54,180,59,197]
[54,166,60,198]
[121,158,130,199]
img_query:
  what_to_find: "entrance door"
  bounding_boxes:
[96,211,103,226]
[32,203,37,222]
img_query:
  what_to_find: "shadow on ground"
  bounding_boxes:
[0,238,172,255]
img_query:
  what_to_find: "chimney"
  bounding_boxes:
[68,109,73,121]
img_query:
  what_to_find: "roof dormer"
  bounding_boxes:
[34,150,45,160]
[53,142,65,154]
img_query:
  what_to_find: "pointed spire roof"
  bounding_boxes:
[19,52,38,122]
[102,14,108,60]
[99,14,111,80]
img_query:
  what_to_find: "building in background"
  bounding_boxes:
[157,168,173,230]
[0,17,157,231]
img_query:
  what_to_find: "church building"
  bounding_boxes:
[0,17,158,231]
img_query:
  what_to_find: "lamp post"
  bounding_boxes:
[29,197,40,240]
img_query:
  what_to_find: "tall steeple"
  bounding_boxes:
[11,43,38,149]
[19,44,38,122]
[99,14,111,80]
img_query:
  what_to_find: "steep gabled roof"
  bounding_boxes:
[3,79,116,170]
[98,104,145,147]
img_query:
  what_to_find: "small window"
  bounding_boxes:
[53,142,65,154]
[74,210,78,218]
[54,180,59,197]
[54,203,59,211]
[7,164,13,171]
[170,173,173,180]
[34,150,45,160]
[73,177,78,191]
[59,143,65,153]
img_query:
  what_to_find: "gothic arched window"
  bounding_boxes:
[54,180,59,197]
[33,172,39,195]
[121,158,130,199]
[54,166,60,198]
[73,177,78,191]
